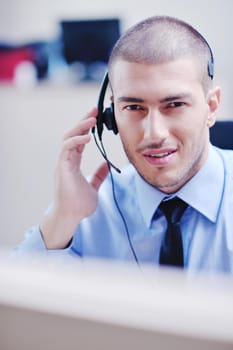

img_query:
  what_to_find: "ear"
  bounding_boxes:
[206,86,221,128]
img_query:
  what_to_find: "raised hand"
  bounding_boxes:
[40,108,109,249]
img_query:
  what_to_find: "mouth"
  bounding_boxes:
[143,148,177,157]
[142,148,177,166]
[146,150,176,158]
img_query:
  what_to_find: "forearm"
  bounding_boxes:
[40,208,82,249]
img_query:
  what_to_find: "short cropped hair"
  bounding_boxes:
[108,16,214,93]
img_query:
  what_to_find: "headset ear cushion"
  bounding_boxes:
[103,103,118,134]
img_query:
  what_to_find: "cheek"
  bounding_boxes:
[118,127,132,146]
[174,108,208,141]
[116,113,137,138]
[175,122,208,155]
[117,120,143,147]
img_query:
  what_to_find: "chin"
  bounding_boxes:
[139,170,185,193]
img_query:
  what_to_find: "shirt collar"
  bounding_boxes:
[135,173,166,228]
[177,145,224,222]
[135,145,224,227]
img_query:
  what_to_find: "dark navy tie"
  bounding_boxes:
[159,197,188,267]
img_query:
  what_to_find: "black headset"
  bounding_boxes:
[206,40,214,80]
[92,72,118,141]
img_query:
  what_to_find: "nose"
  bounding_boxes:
[143,109,169,141]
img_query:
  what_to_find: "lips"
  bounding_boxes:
[147,151,174,158]
[143,148,176,157]
[142,148,177,166]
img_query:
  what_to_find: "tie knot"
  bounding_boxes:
[159,197,188,224]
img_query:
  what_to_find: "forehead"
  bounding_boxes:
[109,59,204,98]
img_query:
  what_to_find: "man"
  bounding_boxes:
[16,16,233,273]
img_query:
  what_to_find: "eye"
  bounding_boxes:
[166,101,186,108]
[125,104,143,111]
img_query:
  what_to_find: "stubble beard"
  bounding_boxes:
[122,142,205,194]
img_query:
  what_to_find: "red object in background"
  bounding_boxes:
[0,48,35,81]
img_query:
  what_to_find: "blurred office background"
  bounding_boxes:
[1,0,233,248]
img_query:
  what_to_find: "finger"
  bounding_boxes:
[64,108,98,140]
[90,162,110,191]
[59,134,91,163]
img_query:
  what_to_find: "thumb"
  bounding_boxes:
[90,162,109,191]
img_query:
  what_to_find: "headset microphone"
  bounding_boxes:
[91,73,138,264]
[92,73,121,173]
[92,134,121,173]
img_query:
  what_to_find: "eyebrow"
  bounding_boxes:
[159,93,192,103]
[117,96,145,103]
[117,93,192,104]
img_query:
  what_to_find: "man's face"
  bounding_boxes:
[110,59,220,193]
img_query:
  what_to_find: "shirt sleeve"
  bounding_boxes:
[12,225,80,265]
[13,225,48,253]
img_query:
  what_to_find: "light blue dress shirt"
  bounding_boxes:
[16,145,233,274]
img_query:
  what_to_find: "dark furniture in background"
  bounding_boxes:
[60,18,121,80]
[210,121,233,150]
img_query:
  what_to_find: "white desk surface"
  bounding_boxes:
[0,254,233,349]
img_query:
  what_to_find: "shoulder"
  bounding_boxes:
[99,163,137,198]
[77,163,138,233]
[91,163,140,221]
[212,147,233,173]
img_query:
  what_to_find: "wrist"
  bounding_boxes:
[40,207,81,249]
